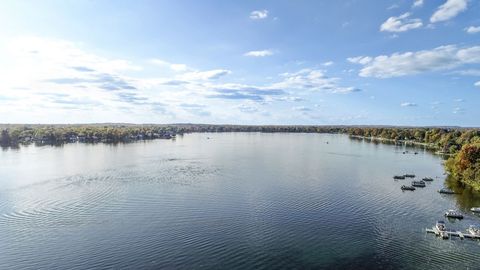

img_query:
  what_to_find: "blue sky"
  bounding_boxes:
[0,0,479,126]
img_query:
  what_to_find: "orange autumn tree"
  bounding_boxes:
[446,143,480,191]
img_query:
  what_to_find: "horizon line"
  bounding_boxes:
[0,123,478,129]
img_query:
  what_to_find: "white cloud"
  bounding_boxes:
[170,64,188,72]
[273,69,361,94]
[322,61,334,66]
[348,45,480,78]
[178,69,231,81]
[150,59,231,80]
[453,107,465,114]
[244,50,274,57]
[387,4,400,10]
[465,26,480,34]
[0,36,245,123]
[380,12,423,32]
[412,0,424,8]
[150,59,189,72]
[347,56,372,65]
[401,102,418,107]
[276,96,304,102]
[451,69,480,76]
[475,81,480,87]
[5,36,140,76]
[237,104,259,113]
[0,36,362,123]
[1,36,141,91]
[333,87,362,94]
[250,10,268,20]
[292,106,312,112]
[430,0,468,23]
[0,36,164,122]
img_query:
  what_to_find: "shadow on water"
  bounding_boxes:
[1,138,178,151]
[444,176,480,211]
[1,144,19,151]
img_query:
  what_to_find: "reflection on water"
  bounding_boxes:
[0,133,479,269]
[444,176,480,212]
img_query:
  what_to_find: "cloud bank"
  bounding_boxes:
[348,45,480,78]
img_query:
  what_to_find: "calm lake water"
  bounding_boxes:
[1,133,479,269]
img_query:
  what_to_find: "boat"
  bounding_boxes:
[411,180,426,187]
[422,177,434,181]
[444,209,463,219]
[438,188,455,194]
[467,225,480,237]
[471,207,480,213]
[401,185,415,191]
[436,220,446,231]
[435,221,449,239]
[393,175,406,180]
[404,174,415,178]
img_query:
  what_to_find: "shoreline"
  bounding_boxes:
[348,135,456,156]
[348,135,437,149]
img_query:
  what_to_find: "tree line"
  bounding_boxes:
[0,124,176,146]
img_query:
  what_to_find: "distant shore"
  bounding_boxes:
[348,135,455,156]
[349,135,436,148]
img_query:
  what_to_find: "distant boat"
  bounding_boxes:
[393,175,406,180]
[438,188,455,194]
[411,180,426,187]
[422,177,434,181]
[444,209,463,219]
[471,207,480,213]
[401,185,415,191]
[404,174,415,178]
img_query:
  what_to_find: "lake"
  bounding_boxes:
[1,133,479,269]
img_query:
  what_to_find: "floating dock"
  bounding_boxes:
[426,227,480,240]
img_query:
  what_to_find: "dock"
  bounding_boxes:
[426,227,480,240]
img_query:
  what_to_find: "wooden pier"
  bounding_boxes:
[426,227,480,240]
